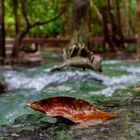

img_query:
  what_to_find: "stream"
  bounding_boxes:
[0,52,140,140]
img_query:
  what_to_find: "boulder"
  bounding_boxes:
[0,75,6,93]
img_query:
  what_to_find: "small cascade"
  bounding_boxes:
[2,66,140,91]
[2,70,106,91]
[118,66,140,74]
[104,75,140,86]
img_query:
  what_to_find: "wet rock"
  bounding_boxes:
[132,108,140,116]
[0,113,139,140]
[0,75,6,93]
[14,113,57,125]
[125,97,140,106]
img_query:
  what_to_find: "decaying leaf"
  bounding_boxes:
[27,96,117,123]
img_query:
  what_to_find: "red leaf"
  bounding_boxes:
[27,96,117,123]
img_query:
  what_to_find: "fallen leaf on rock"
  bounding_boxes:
[27,96,117,123]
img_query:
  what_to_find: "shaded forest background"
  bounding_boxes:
[0,0,140,62]
[5,0,137,38]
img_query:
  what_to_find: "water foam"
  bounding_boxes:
[2,70,107,91]
[2,68,140,92]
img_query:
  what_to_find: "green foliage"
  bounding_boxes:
[5,0,64,37]
[129,0,137,22]
[28,7,63,37]
[5,1,15,36]
[4,0,138,38]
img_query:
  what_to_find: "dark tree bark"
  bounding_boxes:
[0,0,5,62]
[60,0,71,37]
[101,6,118,52]
[101,0,124,52]
[71,0,89,45]
[114,0,124,49]
[120,0,131,37]
[64,0,90,58]
[137,0,140,58]
[13,0,20,35]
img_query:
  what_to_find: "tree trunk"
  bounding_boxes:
[120,0,131,37]
[60,0,71,37]
[0,0,5,62]
[71,0,89,45]
[51,0,103,72]
[13,0,20,35]
[101,1,118,52]
[101,0,124,52]
[114,0,124,49]
[66,0,90,58]
[101,6,118,51]
[12,26,29,59]
[137,0,140,58]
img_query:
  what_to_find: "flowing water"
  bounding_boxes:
[0,52,140,140]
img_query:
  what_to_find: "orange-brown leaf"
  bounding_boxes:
[27,96,117,123]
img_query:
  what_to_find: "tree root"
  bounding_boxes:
[50,56,102,72]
